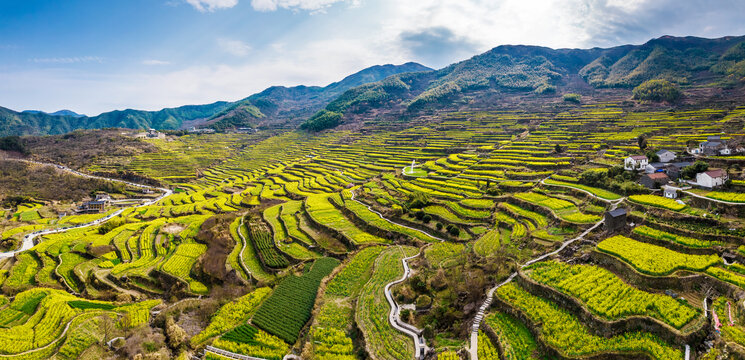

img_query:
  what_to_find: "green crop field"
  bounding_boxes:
[4,57,745,359]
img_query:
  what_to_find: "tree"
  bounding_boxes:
[645,150,660,163]
[681,161,709,180]
[632,79,682,102]
[165,316,188,350]
[638,135,647,150]
[99,314,116,345]
[554,144,563,153]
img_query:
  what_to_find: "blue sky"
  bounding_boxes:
[1,0,745,115]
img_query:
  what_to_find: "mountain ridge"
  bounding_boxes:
[3,35,745,136]
[0,62,432,136]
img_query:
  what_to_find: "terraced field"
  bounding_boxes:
[3,102,745,359]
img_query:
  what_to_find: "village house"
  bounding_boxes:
[700,135,725,156]
[624,155,648,171]
[656,149,676,163]
[662,185,683,199]
[645,162,666,174]
[78,200,106,213]
[665,161,693,180]
[696,168,729,188]
[639,172,670,189]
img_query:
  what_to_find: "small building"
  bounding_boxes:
[95,193,111,203]
[700,136,725,156]
[78,200,106,213]
[624,155,649,171]
[720,146,733,155]
[665,161,693,180]
[696,168,729,189]
[188,127,216,134]
[639,172,670,189]
[656,150,676,163]
[605,208,627,232]
[645,162,667,174]
[662,185,682,199]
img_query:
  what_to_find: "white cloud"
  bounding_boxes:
[217,38,252,56]
[185,0,238,12]
[142,59,170,65]
[250,0,348,12]
[30,56,103,64]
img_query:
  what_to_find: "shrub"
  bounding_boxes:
[422,214,432,223]
[632,79,681,102]
[563,93,581,103]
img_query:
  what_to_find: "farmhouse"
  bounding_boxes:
[624,155,648,171]
[665,161,693,180]
[644,162,666,174]
[78,200,106,213]
[639,172,670,189]
[696,168,729,189]
[662,185,683,199]
[656,150,676,163]
[700,136,725,156]
[604,208,627,232]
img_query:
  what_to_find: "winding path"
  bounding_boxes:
[236,215,254,281]
[348,191,441,359]
[467,198,621,360]
[682,190,745,206]
[384,247,428,359]
[0,159,172,259]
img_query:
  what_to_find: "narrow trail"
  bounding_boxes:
[204,345,269,360]
[348,191,441,359]
[0,159,172,259]
[683,190,745,206]
[236,215,254,281]
[467,198,623,360]
[540,177,624,204]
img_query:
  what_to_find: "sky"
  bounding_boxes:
[1,0,745,116]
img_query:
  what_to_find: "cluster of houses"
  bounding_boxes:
[624,146,730,198]
[691,135,744,156]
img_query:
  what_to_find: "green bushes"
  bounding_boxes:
[563,93,581,103]
[632,79,681,102]
[252,257,340,344]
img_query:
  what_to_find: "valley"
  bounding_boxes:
[1,34,745,360]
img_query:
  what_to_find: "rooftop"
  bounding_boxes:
[646,172,670,180]
[607,208,627,218]
[704,169,727,178]
[629,155,647,160]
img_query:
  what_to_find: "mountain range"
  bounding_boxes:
[1,35,744,137]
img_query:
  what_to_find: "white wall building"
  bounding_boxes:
[696,169,729,188]
[624,155,649,171]
[656,150,676,163]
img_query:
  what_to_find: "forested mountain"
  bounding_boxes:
[0,62,431,136]
[302,35,745,131]
[3,35,745,136]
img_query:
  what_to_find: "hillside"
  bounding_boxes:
[0,62,431,136]
[302,35,745,131]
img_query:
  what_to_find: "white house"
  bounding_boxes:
[662,185,682,199]
[720,147,733,155]
[624,155,649,171]
[656,150,676,163]
[696,169,729,188]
